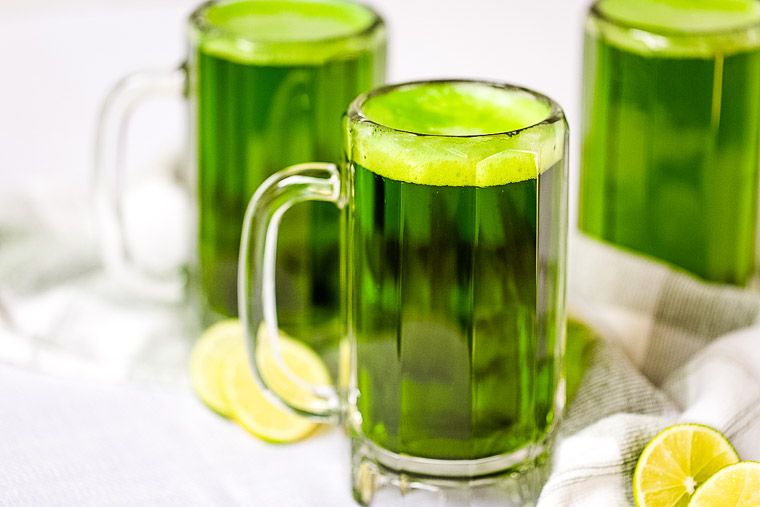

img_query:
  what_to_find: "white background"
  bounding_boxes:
[0,0,589,227]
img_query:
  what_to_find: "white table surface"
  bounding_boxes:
[0,364,355,506]
[0,0,589,504]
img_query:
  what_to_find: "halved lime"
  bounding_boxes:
[688,461,760,507]
[189,319,244,417]
[633,423,740,507]
[255,324,332,413]
[223,324,331,443]
[224,349,317,443]
[190,319,331,443]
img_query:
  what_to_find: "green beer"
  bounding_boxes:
[239,80,568,501]
[347,82,568,461]
[190,0,385,331]
[580,0,760,285]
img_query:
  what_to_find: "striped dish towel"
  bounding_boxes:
[539,234,760,506]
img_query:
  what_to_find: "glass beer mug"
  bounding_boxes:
[579,0,760,286]
[239,80,569,505]
[94,0,386,349]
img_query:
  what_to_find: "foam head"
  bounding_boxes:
[192,0,381,64]
[597,0,760,34]
[591,0,760,56]
[350,81,565,187]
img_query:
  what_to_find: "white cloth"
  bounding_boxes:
[0,179,192,386]
[0,365,354,506]
[540,236,760,506]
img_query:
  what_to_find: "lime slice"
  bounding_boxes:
[688,461,760,506]
[224,351,317,442]
[224,324,332,443]
[256,325,332,413]
[633,423,740,507]
[189,319,244,417]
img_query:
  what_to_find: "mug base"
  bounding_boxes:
[351,437,550,506]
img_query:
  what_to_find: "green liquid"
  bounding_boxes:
[192,0,384,335]
[348,82,566,460]
[580,0,760,285]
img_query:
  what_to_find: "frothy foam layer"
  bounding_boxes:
[593,0,760,57]
[598,0,760,33]
[194,0,380,64]
[351,82,565,187]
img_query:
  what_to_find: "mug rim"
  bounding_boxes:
[347,79,565,140]
[189,0,384,50]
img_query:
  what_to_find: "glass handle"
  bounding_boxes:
[93,66,186,298]
[238,162,342,422]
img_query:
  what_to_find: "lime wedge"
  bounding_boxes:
[223,324,331,443]
[688,461,760,506]
[189,319,243,417]
[633,423,740,507]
